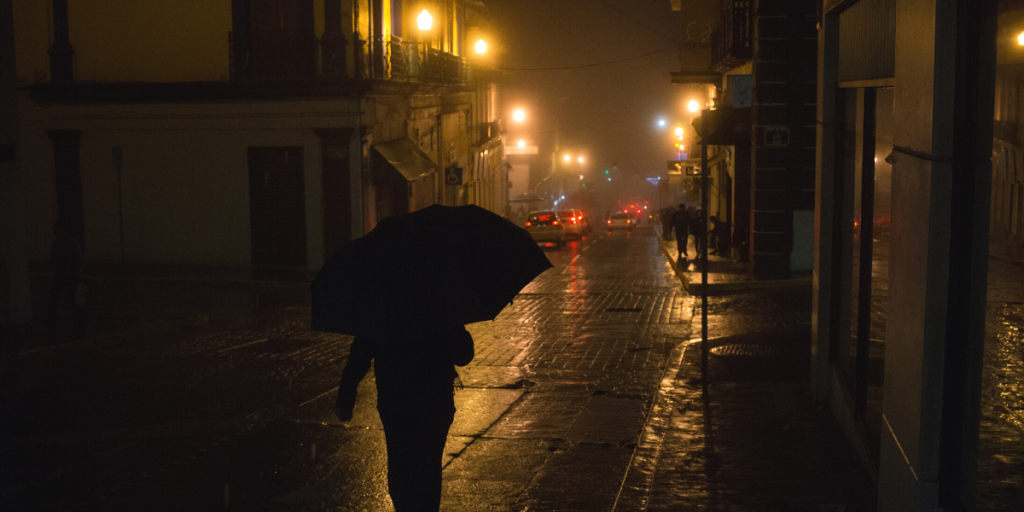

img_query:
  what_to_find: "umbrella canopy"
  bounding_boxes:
[509,193,545,204]
[311,204,552,337]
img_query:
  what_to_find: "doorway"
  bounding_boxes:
[248,146,308,267]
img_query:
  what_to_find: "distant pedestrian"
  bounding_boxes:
[692,209,708,257]
[709,216,730,256]
[336,324,474,512]
[671,204,692,261]
[733,221,750,263]
[659,207,674,241]
[46,221,85,330]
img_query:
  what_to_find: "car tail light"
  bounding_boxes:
[552,220,559,226]
[627,220,632,224]
[607,220,611,224]
[525,221,532,227]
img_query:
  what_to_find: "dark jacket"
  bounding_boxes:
[672,208,692,236]
[337,325,474,416]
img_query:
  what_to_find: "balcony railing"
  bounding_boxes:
[710,1,752,73]
[365,36,466,85]
[229,31,466,86]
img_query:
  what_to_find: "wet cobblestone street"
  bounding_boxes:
[0,225,878,511]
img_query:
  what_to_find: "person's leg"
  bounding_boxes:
[380,409,454,512]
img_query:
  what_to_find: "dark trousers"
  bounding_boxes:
[379,407,455,512]
[675,231,689,258]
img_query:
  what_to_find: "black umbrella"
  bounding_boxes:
[311,204,552,337]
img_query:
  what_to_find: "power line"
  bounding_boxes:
[595,0,677,42]
[498,44,677,71]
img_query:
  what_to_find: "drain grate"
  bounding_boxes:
[710,344,783,358]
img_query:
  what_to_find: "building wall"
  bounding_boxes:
[18,98,360,268]
[751,0,818,278]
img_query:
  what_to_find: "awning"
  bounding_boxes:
[691,107,751,146]
[372,138,436,186]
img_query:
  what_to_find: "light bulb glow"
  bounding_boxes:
[688,100,700,113]
[418,10,433,31]
[475,39,488,54]
[1018,32,1024,45]
[513,109,526,123]
[518,140,525,148]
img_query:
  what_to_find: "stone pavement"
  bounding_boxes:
[0,226,889,512]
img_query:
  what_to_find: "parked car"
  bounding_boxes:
[525,211,566,248]
[607,212,634,232]
[555,209,586,240]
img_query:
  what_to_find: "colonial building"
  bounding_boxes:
[6,0,506,276]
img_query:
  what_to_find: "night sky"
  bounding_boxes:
[482,0,680,184]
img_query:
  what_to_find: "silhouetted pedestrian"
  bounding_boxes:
[692,209,708,257]
[46,221,85,329]
[335,324,474,512]
[709,216,730,256]
[733,221,750,263]
[659,207,674,241]
[671,204,692,261]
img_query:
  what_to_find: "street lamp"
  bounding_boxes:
[675,127,684,138]
[475,39,488,54]
[417,10,433,31]
[513,109,526,123]
[563,154,571,163]
[577,156,584,164]
[687,100,700,113]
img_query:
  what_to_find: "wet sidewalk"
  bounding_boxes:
[618,229,878,511]
[653,226,812,295]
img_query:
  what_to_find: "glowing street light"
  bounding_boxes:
[417,10,433,31]
[513,109,526,123]
[577,156,584,164]
[518,140,526,148]
[657,118,667,128]
[675,127,684,137]
[687,100,700,113]
[475,39,488,54]
[563,154,571,162]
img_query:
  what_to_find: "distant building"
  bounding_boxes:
[8,0,506,272]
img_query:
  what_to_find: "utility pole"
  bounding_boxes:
[700,109,710,381]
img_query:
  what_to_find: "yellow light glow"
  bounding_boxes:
[418,10,433,31]
[675,127,683,137]
[563,155,571,162]
[475,39,488,54]
[518,140,525,148]
[688,100,700,113]
[513,109,526,123]
[578,157,584,163]
[1019,32,1024,45]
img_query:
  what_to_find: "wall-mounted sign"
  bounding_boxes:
[668,160,683,173]
[445,164,463,185]
[685,165,702,176]
[764,126,790,147]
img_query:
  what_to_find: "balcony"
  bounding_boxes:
[710,1,752,73]
[365,36,467,86]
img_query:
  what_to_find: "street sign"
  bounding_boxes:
[445,165,463,185]
[764,126,790,147]
[685,165,702,176]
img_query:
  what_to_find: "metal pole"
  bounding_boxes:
[700,109,710,382]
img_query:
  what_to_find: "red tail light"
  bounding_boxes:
[607,220,611,224]
[552,220,559,226]
[525,221,532,227]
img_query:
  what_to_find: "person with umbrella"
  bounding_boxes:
[312,204,551,511]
